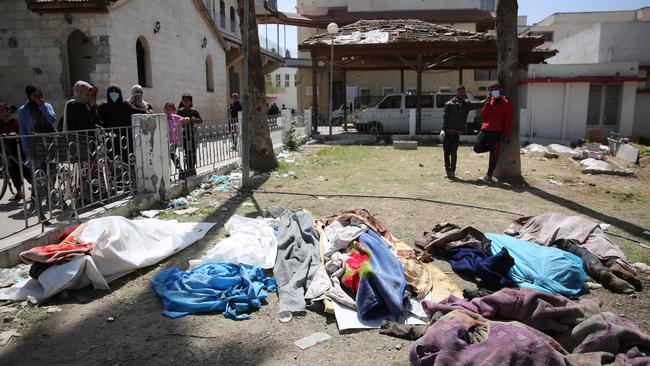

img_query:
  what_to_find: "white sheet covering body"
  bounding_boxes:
[188,215,278,269]
[0,217,214,302]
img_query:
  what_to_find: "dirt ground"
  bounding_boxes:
[1,143,649,366]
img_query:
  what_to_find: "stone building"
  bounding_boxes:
[0,0,283,120]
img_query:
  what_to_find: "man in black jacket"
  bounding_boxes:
[228,93,242,151]
[441,86,484,179]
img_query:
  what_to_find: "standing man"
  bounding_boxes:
[228,93,242,151]
[18,85,57,156]
[0,103,31,201]
[473,82,512,183]
[441,85,484,179]
[17,85,56,221]
[177,93,202,177]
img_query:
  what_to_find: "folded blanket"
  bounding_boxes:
[447,247,516,290]
[150,262,276,320]
[20,224,90,266]
[355,230,406,320]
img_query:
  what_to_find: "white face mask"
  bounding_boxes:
[109,92,120,102]
[490,90,501,99]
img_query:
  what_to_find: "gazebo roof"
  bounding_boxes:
[299,20,556,69]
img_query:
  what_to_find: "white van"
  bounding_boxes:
[355,92,479,134]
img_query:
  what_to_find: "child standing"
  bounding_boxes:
[164,102,189,177]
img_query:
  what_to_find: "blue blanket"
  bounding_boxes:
[150,262,276,319]
[447,247,516,290]
[486,233,585,296]
[356,229,407,320]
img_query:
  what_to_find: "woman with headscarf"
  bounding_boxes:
[62,81,95,132]
[177,93,202,176]
[98,85,147,163]
[98,85,147,129]
[128,84,154,113]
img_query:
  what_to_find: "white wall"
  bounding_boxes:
[633,94,650,138]
[547,24,602,64]
[529,62,639,78]
[0,0,109,113]
[107,0,228,119]
[267,67,298,111]
[619,82,638,136]
[597,22,650,64]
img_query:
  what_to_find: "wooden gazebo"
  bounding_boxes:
[298,19,556,133]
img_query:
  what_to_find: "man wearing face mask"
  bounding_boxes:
[441,85,484,180]
[473,82,512,183]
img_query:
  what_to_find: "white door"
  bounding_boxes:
[586,83,621,136]
[376,95,407,133]
[407,95,437,133]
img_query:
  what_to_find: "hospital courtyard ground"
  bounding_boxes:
[1,143,650,365]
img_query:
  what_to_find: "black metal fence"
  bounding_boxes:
[0,126,137,231]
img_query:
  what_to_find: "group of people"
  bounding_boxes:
[0,82,207,201]
[441,82,513,182]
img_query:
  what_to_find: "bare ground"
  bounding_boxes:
[1,143,649,366]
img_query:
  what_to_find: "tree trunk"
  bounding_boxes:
[238,0,278,172]
[493,0,522,181]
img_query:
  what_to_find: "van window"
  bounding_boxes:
[436,94,454,108]
[378,95,402,109]
[405,95,433,108]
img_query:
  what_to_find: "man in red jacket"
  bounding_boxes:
[474,82,512,183]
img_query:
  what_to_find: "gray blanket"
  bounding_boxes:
[264,207,320,314]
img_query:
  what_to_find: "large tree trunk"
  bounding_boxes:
[494,0,522,181]
[238,0,278,172]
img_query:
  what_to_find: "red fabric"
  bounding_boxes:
[20,224,91,264]
[58,224,80,242]
[20,243,92,264]
[0,118,19,135]
[342,249,370,293]
[480,97,512,137]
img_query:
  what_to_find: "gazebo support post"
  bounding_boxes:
[311,53,318,133]
[416,53,423,134]
[342,68,348,131]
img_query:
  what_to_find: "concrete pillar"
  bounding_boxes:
[132,114,170,201]
[619,81,637,136]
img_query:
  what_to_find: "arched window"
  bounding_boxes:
[67,29,96,94]
[136,36,152,87]
[206,55,214,92]
[229,6,236,32]
[219,0,226,28]
[210,0,216,20]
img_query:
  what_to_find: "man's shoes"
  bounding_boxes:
[478,175,493,183]
[446,171,456,180]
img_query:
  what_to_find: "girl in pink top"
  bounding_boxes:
[164,102,189,175]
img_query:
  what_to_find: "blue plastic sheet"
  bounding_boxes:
[486,233,585,296]
[150,262,276,319]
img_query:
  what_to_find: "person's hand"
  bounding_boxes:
[32,95,44,106]
[8,132,17,136]
[146,110,154,114]
[440,130,446,139]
